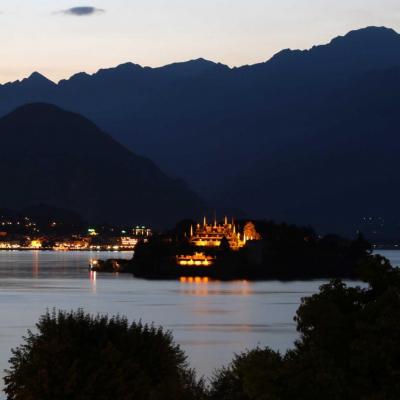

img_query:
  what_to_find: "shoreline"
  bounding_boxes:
[91,260,364,281]
[129,271,362,282]
[0,249,134,252]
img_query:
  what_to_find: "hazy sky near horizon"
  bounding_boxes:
[1,0,399,83]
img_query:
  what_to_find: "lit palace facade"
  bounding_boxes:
[189,217,260,250]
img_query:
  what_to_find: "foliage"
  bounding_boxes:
[209,255,400,399]
[4,256,400,400]
[209,349,286,400]
[4,309,204,400]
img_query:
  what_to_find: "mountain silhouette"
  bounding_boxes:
[0,104,204,227]
[1,26,400,233]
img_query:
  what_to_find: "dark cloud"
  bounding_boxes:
[60,7,105,16]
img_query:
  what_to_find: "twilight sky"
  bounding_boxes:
[1,0,399,83]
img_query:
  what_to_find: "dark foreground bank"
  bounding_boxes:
[4,254,400,400]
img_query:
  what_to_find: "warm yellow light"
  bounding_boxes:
[179,276,210,284]
[30,240,42,249]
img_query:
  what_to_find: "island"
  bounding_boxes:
[92,217,373,280]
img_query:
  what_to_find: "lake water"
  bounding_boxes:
[0,250,396,396]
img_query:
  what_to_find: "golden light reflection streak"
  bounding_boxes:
[32,250,39,278]
[239,279,252,296]
[89,270,97,294]
[179,276,210,296]
[179,277,253,296]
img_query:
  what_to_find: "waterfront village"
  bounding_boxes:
[0,213,152,251]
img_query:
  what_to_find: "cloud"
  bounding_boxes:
[60,7,105,16]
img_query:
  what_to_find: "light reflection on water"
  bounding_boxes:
[0,250,395,397]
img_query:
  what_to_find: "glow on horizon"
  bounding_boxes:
[1,0,400,83]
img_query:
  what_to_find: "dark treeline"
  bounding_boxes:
[4,255,400,399]
[128,220,372,280]
[208,255,400,400]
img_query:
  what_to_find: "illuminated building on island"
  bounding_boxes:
[243,221,261,241]
[189,217,260,250]
[176,252,215,266]
[177,217,261,267]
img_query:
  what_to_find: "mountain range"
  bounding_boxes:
[0,104,204,227]
[1,26,400,234]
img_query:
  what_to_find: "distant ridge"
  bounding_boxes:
[2,26,398,85]
[0,103,205,227]
[1,26,400,233]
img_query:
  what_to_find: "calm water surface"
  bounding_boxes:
[0,250,396,396]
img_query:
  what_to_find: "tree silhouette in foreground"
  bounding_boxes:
[209,255,400,400]
[5,255,400,400]
[4,310,204,400]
